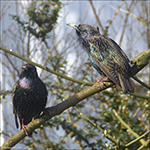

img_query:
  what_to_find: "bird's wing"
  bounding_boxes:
[89,55,105,75]
[12,81,19,128]
[108,37,130,62]
[89,36,118,68]
[89,36,123,85]
[91,53,121,86]
[89,36,130,73]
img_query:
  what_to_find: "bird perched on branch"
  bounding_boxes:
[67,23,134,93]
[12,63,48,135]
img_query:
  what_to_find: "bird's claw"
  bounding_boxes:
[94,76,106,85]
[95,79,104,85]
[22,124,29,135]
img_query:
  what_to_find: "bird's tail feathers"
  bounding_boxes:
[118,74,134,93]
[15,113,19,129]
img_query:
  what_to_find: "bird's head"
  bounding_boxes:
[20,63,38,79]
[67,24,100,41]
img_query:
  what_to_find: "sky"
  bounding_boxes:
[0,0,149,148]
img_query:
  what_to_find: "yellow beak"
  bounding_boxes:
[67,24,79,32]
[22,65,27,70]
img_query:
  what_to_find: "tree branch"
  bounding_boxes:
[0,46,93,86]
[1,81,113,150]
[1,49,149,149]
[131,49,150,75]
[118,0,134,46]
[116,6,149,30]
[129,92,150,99]
[88,0,105,34]
[132,76,150,90]
[74,106,121,146]
[125,130,150,148]
[112,109,146,146]
[0,47,149,87]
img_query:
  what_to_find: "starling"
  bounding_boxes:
[12,63,48,135]
[67,24,134,93]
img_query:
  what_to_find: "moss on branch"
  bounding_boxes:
[0,48,150,149]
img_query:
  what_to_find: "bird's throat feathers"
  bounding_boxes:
[19,77,32,88]
[78,37,91,54]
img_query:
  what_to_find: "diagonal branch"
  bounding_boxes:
[1,81,113,150]
[74,106,121,147]
[0,47,149,101]
[125,130,150,148]
[112,109,146,145]
[88,0,105,34]
[1,49,150,150]
[132,76,150,89]
[113,109,150,149]
[0,47,149,88]
[118,7,149,30]
[118,0,135,46]
[0,46,93,86]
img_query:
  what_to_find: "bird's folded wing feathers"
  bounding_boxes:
[89,36,117,70]
[89,37,121,86]
[91,54,120,86]
[108,38,130,62]
[12,82,19,128]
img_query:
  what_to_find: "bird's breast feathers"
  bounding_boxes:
[19,77,33,88]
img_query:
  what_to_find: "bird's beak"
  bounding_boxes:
[22,65,27,70]
[67,23,79,32]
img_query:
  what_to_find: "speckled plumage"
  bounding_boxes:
[67,24,134,93]
[12,63,48,135]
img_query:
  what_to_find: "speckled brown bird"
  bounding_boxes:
[12,63,48,135]
[67,23,134,93]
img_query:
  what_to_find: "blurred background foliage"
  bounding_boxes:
[1,0,149,149]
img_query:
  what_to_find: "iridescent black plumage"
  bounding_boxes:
[67,24,134,93]
[12,63,48,135]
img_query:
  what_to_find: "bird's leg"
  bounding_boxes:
[95,76,106,85]
[21,118,29,135]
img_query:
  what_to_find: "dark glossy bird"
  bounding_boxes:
[12,63,48,135]
[67,23,134,93]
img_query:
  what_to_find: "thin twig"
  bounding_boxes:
[111,5,149,30]
[132,76,150,90]
[125,130,150,148]
[119,0,134,46]
[74,106,119,145]
[108,2,124,33]
[1,49,149,150]
[0,46,93,86]
[129,92,150,99]
[88,0,105,34]
[0,47,150,98]
[1,98,12,105]
[112,109,146,145]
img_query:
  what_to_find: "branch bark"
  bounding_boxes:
[1,49,149,149]
[113,109,146,145]
[0,46,93,86]
[119,0,134,46]
[88,0,105,34]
